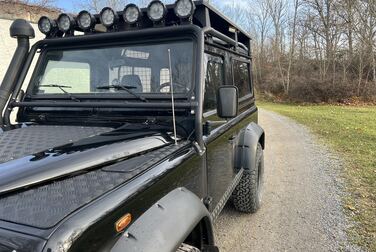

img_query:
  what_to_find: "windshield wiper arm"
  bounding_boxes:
[39,84,81,102]
[96,85,148,102]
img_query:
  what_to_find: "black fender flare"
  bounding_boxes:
[110,188,214,252]
[234,122,265,171]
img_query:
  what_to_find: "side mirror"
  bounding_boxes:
[217,86,238,119]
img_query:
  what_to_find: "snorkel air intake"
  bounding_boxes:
[0,19,34,125]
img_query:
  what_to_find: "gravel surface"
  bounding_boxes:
[214,109,364,252]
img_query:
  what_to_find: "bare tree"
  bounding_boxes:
[266,0,288,92]
[4,0,57,7]
[245,0,272,82]
[286,0,300,94]
[221,0,247,26]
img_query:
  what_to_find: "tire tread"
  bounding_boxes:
[232,143,263,213]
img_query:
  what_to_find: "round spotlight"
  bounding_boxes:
[147,0,167,22]
[57,13,75,33]
[77,10,96,31]
[174,0,195,19]
[38,16,56,35]
[100,7,118,28]
[123,4,141,24]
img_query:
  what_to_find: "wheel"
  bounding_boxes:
[232,143,264,213]
[177,243,201,252]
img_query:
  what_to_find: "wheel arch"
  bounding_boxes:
[235,122,265,171]
[182,215,216,250]
[110,188,215,252]
[259,131,265,150]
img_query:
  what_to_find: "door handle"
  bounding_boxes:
[228,136,236,141]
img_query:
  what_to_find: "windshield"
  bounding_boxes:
[31,41,194,95]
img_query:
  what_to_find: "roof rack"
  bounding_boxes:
[37,0,252,57]
[193,1,251,56]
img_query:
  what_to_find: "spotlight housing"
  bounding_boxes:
[57,13,75,33]
[147,0,167,23]
[123,4,141,24]
[174,0,195,20]
[38,16,56,35]
[77,10,96,31]
[100,7,119,28]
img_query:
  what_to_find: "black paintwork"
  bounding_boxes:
[0,132,168,196]
[0,2,264,252]
[110,188,213,252]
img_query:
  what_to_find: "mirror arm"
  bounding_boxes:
[203,120,227,136]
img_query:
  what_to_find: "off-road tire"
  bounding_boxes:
[232,143,264,213]
[177,243,201,252]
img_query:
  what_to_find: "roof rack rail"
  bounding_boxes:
[35,0,252,56]
[193,1,251,56]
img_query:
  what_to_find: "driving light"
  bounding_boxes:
[100,7,118,28]
[147,0,167,22]
[57,14,75,33]
[123,4,141,24]
[77,10,96,31]
[174,0,195,19]
[38,16,56,35]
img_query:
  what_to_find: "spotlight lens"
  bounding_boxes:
[101,8,116,27]
[38,17,52,34]
[58,14,72,32]
[148,1,166,22]
[175,0,195,18]
[124,5,140,24]
[78,11,92,29]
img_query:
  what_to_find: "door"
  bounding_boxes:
[203,53,238,212]
[203,51,257,215]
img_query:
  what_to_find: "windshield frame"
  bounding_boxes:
[25,32,198,102]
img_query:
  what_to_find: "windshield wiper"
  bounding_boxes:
[39,84,81,102]
[96,85,148,102]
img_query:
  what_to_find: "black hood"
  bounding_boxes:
[0,125,171,196]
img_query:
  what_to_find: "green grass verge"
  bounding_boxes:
[258,101,376,251]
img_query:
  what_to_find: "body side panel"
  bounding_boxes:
[42,145,206,252]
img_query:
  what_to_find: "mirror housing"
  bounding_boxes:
[217,85,238,119]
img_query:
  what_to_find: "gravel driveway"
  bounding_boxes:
[214,109,363,252]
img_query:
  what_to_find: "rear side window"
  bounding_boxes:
[204,54,224,112]
[233,60,251,97]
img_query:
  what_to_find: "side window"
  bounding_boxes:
[233,60,251,97]
[204,54,224,112]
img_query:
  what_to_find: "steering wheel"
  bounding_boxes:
[159,82,188,93]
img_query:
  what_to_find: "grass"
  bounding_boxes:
[258,101,376,251]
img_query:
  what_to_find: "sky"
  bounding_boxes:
[53,0,225,12]
[55,1,75,11]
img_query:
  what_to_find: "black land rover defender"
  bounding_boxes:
[0,1,265,251]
